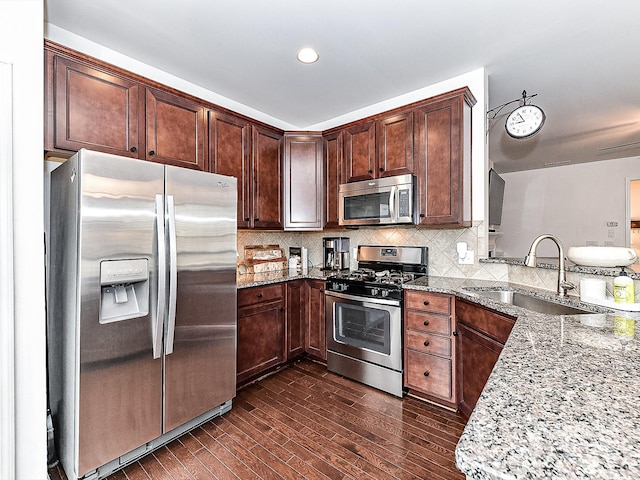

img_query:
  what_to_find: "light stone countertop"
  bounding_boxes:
[236,267,327,288]
[405,276,640,480]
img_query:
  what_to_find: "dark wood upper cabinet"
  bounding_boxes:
[323,131,344,229]
[414,88,475,228]
[145,88,207,171]
[344,120,376,182]
[209,111,252,229]
[283,133,323,230]
[252,125,283,230]
[47,52,141,158]
[376,110,414,178]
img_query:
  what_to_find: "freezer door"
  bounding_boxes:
[163,166,238,432]
[75,151,165,475]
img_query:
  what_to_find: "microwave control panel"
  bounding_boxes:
[398,189,410,217]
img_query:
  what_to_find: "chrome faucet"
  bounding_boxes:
[524,234,575,297]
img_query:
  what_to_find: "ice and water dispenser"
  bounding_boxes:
[99,259,150,324]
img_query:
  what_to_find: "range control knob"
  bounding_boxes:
[370,288,379,296]
[381,289,390,297]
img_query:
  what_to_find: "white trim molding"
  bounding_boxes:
[0,58,16,480]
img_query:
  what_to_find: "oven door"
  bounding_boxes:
[325,291,402,372]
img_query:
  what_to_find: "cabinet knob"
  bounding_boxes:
[257,293,263,298]
[419,213,425,218]
[244,217,250,222]
[255,218,259,222]
[319,289,324,293]
[423,341,430,347]
[423,371,430,377]
[130,146,137,153]
[423,301,430,305]
[368,170,373,174]
[453,331,459,337]
[149,150,155,156]
[423,320,429,326]
[379,167,384,172]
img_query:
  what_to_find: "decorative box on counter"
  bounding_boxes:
[237,245,287,274]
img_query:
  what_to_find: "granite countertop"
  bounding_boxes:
[236,267,327,288]
[405,276,640,479]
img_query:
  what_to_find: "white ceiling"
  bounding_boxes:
[44,0,640,173]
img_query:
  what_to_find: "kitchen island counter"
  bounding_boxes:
[405,276,640,479]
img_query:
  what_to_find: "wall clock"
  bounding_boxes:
[505,104,546,139]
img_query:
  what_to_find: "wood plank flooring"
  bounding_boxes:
[48,359,467,480]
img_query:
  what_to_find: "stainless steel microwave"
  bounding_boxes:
[338,174,416,226]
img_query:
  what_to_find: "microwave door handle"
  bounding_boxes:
[388,187,396,221]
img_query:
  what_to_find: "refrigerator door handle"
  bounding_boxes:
[165,195,178,355]
[153,194,166,359]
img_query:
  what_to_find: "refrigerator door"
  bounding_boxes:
[75,151,165,475]
[163,166,238,432]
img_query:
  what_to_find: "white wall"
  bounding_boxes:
[0,1,47,479]
[497,156,640,258]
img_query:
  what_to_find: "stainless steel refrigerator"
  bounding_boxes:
[47,149,237,480]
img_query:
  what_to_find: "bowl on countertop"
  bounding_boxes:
[567,246,638,267]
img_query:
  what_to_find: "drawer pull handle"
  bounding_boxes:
[423,321,429,326]
[423,371,430,377]
[257,293,263,298]
[423,301,429,306]
[423,341,430,347]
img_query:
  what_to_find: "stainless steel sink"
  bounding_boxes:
[470,289,594,315]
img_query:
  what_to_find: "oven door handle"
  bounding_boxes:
[324,290,402,307]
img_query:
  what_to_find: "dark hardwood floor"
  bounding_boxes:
[49,359,467,480]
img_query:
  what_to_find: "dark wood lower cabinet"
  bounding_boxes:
[305,279,327,361]
[237,285,285,385]
[456,298,515,418]
[285,280,305,360]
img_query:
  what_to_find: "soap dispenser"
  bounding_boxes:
[613,267,635,304]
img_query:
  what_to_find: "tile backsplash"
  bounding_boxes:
[237,222,508,282]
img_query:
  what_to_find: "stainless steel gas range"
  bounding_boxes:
[325,245,428,397]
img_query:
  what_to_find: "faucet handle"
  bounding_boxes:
[560,281,576,294]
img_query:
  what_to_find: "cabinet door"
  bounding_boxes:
[286,280,305,360]
[49,54,141,157]
[237,300,285,384]
[456,322,503,418]
[209,111,252,229]
[405,350,454,401]
[323,131,344,229]
[252,125,283,229]
[146,88,207,170]
[283,134,323,230]
[414,90,474,227]
[344,121,376,182]
[305,280,326,361]
[376,111,414,178]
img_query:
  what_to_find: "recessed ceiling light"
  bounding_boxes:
[297,47,319,64]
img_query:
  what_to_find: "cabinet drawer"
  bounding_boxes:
[405,310,451,336]
[456,298,515,344]
[405,350,453,400]
[406,331,451,357]
[404,290,451,315]
[237,283,284,308]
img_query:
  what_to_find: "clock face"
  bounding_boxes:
[505,105,546,139]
